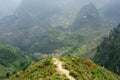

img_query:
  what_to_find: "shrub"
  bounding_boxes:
[15,73,19,78]
[70,70,78,78]
[22,63,29,71]
[6,72,10,78]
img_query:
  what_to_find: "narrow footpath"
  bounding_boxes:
[52,58,75,80]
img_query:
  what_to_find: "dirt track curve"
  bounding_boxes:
[52,58,75,80]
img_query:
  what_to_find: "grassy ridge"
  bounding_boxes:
[60,56,120,80]
[9,57,68,80]
[9,55,120,80]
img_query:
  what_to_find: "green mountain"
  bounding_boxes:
[70,3,102,32]
[14,0,82,28]
[0,2,113,58]
[9,56,120,80]
[66,3,112,58]
[94,24,120,75]
[0,42,33,79]
[0,0,117,57]
[0,0,85,55]
[0,1,120,79]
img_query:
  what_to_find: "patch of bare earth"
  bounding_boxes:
[52,58,75,80]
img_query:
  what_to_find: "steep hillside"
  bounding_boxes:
[0,0,87,55]
[67,3,112,58]
[0,0,81,54]
[70,3,101,32]
[0,1,115,57]
[9,56,120,80]
[0,42,33,79]
[94,24,120,75]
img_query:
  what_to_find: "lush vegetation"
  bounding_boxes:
[9,57,68,80]
[0,2,113,57]
[9,55,120,80]
[94,24,120,75]
[0,42,33,79]
[59,55,120,80]
[0,0,120,79]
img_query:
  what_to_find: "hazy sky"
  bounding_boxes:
[0,0,22,17]
[0,0,109,18]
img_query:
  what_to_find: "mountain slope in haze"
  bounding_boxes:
[70,3,101,32]
[94,24,120,75]
[9,56,120,80]
[0,0,85,55]
[15,0,83,28]
[0,0,22,18]
[102,0,120,24]
[0,0,116,57]
[0,42,33,79]
[66,3,112,58]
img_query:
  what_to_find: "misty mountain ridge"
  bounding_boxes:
[0,0,118,55]
[0,0,117,55]
[70,3,102,31]
[1,0,120,79]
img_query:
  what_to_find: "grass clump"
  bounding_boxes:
[9,55,120,80]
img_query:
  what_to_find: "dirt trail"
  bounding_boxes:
[52,58,75,80]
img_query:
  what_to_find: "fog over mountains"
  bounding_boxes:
[2,0,120,79]
[0,0,22,18]
[0,0,109,18]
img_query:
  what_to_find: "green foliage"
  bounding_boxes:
[9,56,120,80]
[12,71,17,75]
[53,74,69,80]
[70,70,78,78]
[60,56,120,80]
[15,73,19,78]
[9,57,69,80]
[0,1,119,80]
[0,1,113,60]
[22,63,29,71]
[6,72,10,78]
[94,24,120,75]
[0,42,33,79]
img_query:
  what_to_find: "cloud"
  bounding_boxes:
[0,0,109,18]
[12,0,22,4]
[0,0,22,17]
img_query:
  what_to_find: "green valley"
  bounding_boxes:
[0,0,120,80]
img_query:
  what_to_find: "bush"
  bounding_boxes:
[15,73,19,78]
[22,63,29,71]
[12,71,17,75]
[6,72,10,78]
[70,70,78,78]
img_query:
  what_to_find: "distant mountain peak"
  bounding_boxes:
[79,3,99,17]
[70,3,101,31]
